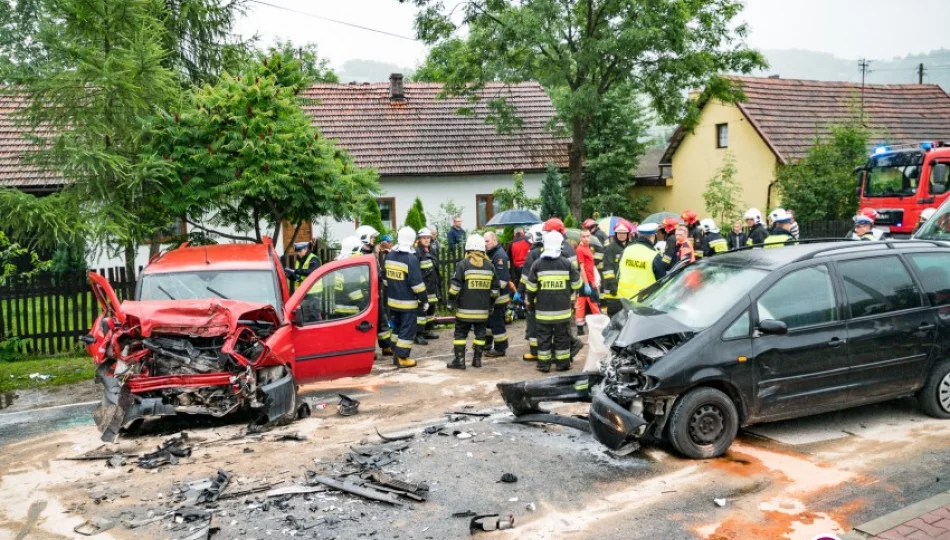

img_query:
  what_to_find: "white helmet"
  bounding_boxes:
[417,227,433,238]
[699,218,720,234]
[744,208,762,225]
[465,233,486,252]
[768,208,786,224]
[396,227,416,252]
[355,225,379,247]
[542,231,563,258]
[771,209,792,223]
[336,236,362,260]
[528,223,544,244]
[921,208,938,222]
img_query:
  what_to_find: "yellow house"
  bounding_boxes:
[637,76,950,219]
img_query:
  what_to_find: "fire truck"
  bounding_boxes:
[855,142,950,236]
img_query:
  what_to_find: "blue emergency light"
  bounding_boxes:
[874,145,889,155]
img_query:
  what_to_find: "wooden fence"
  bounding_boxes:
[797,220,854,240]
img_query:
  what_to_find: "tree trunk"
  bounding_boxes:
[124,242,136,282]
[568,116,589,221]
[148,234,161,258]
[253,208,262,242]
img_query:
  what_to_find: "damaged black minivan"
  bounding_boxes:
[500,240,950,459]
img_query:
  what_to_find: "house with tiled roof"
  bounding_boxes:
[636,76,950,218]
[304,74,568,242]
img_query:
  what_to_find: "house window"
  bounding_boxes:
[377,198,396,230]
[716,123,729,148]
[476,194,501,228]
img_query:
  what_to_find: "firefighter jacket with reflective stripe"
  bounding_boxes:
[591,241,605,269]
[524,256,581,322]
[662,237,677,269]
[384,250,427,311]
[746,224,768,246]
[487,245,511,305]
[764,228,796,248]
[448,253,500,321]
[601,239,629,298]
[560,240,578,270]
[617,238,665,299]
[518,244,543,295]
[687,224,703,250]
[700,232,728,258]
[415,245,441,303]
[293,251,320,284]
[333,272,367,315]
[593,228,608,246]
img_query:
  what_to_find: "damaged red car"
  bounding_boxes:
[86,240,379,442]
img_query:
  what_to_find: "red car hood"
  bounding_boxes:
[119,299,281,337]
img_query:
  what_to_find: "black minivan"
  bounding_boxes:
[499,240,950,459]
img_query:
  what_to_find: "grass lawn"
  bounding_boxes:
[0,354,95,393]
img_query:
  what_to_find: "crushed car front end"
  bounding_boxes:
[90,299,295,442]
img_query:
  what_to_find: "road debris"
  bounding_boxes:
[510,413,591,433]
[453,511,477,518]
[714,498,727,507]
[456,431,473,440]
[470,514,515,533]
[311,475,405,506]
[375,426,416,441]
[361,469,430,501]
[526,502,536,512]
[196,470,232,504]
[106,455,127,468]
[348,441,410,470]
[275,432,307,442]
[73,517,115,536]
[499,473,518,483]
[29,372,51,381]
[338,393,360,416]
[138,433,192,469]
[263,485,327,498]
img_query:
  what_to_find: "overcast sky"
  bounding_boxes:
[234,0,950,74]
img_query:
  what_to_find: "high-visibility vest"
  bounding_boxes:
[617,243,658,299]
[764,234,795,248]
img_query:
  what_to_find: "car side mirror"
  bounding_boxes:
[290,308,303,326]
[757,319,788,336]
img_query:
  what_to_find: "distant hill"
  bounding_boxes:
[755,48,950,91]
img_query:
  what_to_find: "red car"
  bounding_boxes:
[87,239,379,442]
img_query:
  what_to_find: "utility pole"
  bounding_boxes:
[858,58,872,121]
[918,62,926,84]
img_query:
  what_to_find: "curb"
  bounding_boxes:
[847,490,950,538]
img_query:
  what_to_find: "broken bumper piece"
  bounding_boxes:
[260,372,294,423]
[588,386,647,454]
[496,374,592,416]
[94,373,176,443]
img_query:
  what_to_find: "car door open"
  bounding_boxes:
[284,255,379,382]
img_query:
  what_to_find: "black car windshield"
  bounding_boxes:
[635,264,767,329]
[139,270,281,312]
[864,151,924,198]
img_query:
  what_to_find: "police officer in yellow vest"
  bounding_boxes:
[764,209,797,248]
[852,214,877,240]
[616,223,666,299]
[284,241,321,285]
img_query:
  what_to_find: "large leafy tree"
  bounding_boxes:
[141,50,380,242]
[775,120,871,222]
[402,0,765,220]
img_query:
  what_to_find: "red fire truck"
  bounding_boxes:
[855,142,950,235]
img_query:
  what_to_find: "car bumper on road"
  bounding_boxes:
[588,386,647,454]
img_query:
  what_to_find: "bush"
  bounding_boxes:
[540,163,569,220]
[360,198,389,237]
[404,206,425,232]
[411,197,427,228]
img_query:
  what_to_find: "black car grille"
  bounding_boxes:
[874,209,904,226]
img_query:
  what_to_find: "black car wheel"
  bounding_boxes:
[918,360,950,419]
[667,387,739,459]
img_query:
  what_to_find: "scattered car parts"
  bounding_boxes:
[338,394,360,416]
[469,514,515,533]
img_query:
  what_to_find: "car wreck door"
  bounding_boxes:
[284,255,379,382]
[89,272,127,325]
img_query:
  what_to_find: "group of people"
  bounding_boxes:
[283,201,936,374]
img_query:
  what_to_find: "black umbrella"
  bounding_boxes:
[485,209,542,227]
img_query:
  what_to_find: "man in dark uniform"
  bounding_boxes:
[284,241,321,322]
[698,218,728,257]
[852,214,877,240]
[447,234,500,369]
[518,224,544,361]
[681,210,703,252]
[600,220,633,317]
[384,227,428,368]
[584,218,609,246]
[524,231,582,373]
[744,208,768,246]
[763,209,797,248]
[483,231,511,357]
[414,228,441,344]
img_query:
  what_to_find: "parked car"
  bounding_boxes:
[500,240,950,458]
[86,240,380,442]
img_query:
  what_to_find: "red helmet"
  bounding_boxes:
[613,219,634,235]
[662,216,680,232]
[859,207,878,221]
[681,210,698,225]
[582,218,597,230]
[543,218,566,235]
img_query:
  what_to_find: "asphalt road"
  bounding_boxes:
[3,322,950,540]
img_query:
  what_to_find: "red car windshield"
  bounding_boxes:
[139,270,281,312]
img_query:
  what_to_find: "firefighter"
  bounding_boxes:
[483,231,511,357]
[600,219,633,317]
[384,227,428,368]
[284,241,321,285]
[332,236,369,317]
[355,225,393,355]
[543,218,577,268]
[518,224,545,361]
[616,223,665,300]
[414,228,441,344]
[699,218,728,257]
[446,234,500,369]
[764,209,797,247]
[661,216,682,269]
[852,214,877,240]
[744,208,768,246]
[681,210,703,250]
[914,208,938,235]
[524,231,582,373]
[583,218,609,246]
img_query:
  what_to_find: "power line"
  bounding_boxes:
[246,0,419,42]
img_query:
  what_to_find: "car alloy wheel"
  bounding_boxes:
[688,404,725,445]
[939,372,950,413]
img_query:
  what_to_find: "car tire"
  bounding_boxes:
[666,387,739,459]
[918,360,950,419]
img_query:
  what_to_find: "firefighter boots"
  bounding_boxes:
[394,356,417,368]
[447,348,466,370]
[472,346,483,368]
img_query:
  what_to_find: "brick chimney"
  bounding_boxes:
[389,73,405,101]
